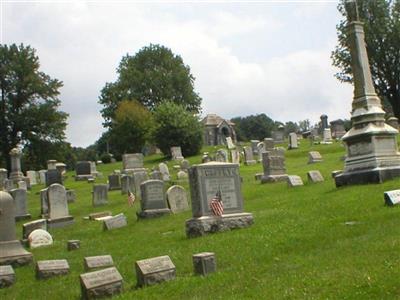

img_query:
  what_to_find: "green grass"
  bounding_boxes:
[1,139,400,299]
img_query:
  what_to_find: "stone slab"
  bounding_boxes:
[22,219,47,239]
[135,255,176,287]
[307,170,324,183]
[261,174,288,184]
[136,208,171,219]
[193,252,216,276]
[0,240,33,266]
[335,167,400,187]
[103,213,127,231]
[0,265,15,288]
[384,189,400,206]
[89,211,112,220]
[287,175,304,187]
[36,259,69,279]
[185,212,254,238]
[80,267,123,299]
[47,216,75,229]
[84,255,114,271]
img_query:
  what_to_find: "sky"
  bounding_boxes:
[2,0,353,147]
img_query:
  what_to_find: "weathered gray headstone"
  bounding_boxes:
[92,184,108,207]
[243,146,256,165]
[0,265,15,288]
[225,136,235,149]
[231,150,240,164]
[9,188,31,221]
[84,255,114,271]
[158,163,170,181]
[186,162,253,237]
[120,175,135,195]
[28,229,53,249]
[38,170,47,184]
[107,175,120,191]
[17,180,27,190]
[9,148,24,183]
[76,161,91,176]
[193,252,216,276]
[132,170,149,196]
[47,160,57,170]
[0,191,33,266]
[122,153,144,171]
[260,151,288,183]
[308,151,323,164]
[137,180,170,218]
[45,169,62,187]
[103,213,127,230]
[26,171,37,186]
[288,132,298,149]
[307,170,324,183]
[384,189,400,206]
[180,159,190,171]
[0,169,7,191]
[257,141,265,162]
[170,146,184,161]
[149,170,162,180]
[80,267,123,299]
[250,140,260,155]
[135,255,176,287]
[22,219,47,240]
[216,149,228,162]
[264,138,274,151]
[166,185,189,213]
[40,188,49,217]
[47,183,74,228]
[36,259,69,279]
[321,128,333,144]
[287,175,304,187]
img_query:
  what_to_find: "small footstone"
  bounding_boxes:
[307,170,324,183]
[67,240,80,251]
[36,259,70,279]
[84,255,114,271]
[135,255,176,287]
[80,267,123,299]
[193,252,216,276]
[384,189,400,206]
[0,265,15,288]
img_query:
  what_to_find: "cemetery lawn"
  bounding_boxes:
[1,140,400,299]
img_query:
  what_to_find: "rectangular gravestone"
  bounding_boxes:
[231,150,240,164]
[103,213,127,230]
[264,138,274,151]
[22,219,47,239]
[0,265,15,288]
[84,255,114,271]
[36,259,70,279]
[92,184,108,206]
[132,170,149,196]
[170,146,184,160]
[166,185,189,213]
[384,189,400,206]
[135,255,176,287]
[307,170,324,183]
[76,161,91,176]
[122,153,144,170]
[308,151,323,164]
[225,137,235,149]
[45,169,62,187]
[10,188,31,220]
[120,175,134,195]
[26,171,37,185]
[287,175,304,187]
[47,183,74,228]
[137,180,170,218]
[40,188,49,217]
[243,146,256,165]
[260,151,288,183]
[80,267,123,299]
[193,252,216,276]
[250,140,260,155]
[288,132,298,149]
[38,170,47,184]
[108,175,120,191]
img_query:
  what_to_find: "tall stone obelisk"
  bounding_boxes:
[335,1,400,187]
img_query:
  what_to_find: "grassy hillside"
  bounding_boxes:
[1,140,399,299]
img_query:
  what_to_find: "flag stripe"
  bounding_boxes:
[210,192,224,216]
[128,191,135,206]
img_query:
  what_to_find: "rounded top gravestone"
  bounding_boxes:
[28,229,53,248]
[0,191,16,242]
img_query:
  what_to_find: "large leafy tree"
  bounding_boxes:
[332,0,400,119]
[99,44,202,127]
[0,44,68,170]
[231,114,276,141]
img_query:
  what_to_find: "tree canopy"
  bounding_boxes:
[99,44,202,127]
[332,0,400,119]
[0,44,68,170]
[231,114,276,141]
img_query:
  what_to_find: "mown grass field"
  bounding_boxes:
[1,139,400,299]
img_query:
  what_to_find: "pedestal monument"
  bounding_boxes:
[9,148,24,184]
[335,1,400,186]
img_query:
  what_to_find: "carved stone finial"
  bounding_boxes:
[345,0,360,22]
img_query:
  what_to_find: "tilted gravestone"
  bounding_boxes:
[108,174,121,191]
[22,219,47,240]
[36,259,69,279]
[135,255,176,287]
[158,163,170,181]
[243,146,256,165]
[307,170,324,183]
[92,184,108,207]
[166,185,189,213]
[9,188,31,221]
[260,151,288,183]
[308,151,323,164]
[47,183,74,228]
[103,213,127,231]
[225,136,236,149]
[84,255,114,271]
[384,189,400,206]
[45,169,62,187]
[287,175,304,187]
[137,180,170,219]
[80,267,123,299]
[0,191,33,266]
[288,132,298,149]
[170,146,184,161]
[186,162,253,238]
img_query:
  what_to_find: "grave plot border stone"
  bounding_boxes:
[192,252,216,276]
[36,259,69,279]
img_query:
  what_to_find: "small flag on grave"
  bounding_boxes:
[210,189,224,216]
[128,191,135,206]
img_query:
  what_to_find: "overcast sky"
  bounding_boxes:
[3,0,353,147]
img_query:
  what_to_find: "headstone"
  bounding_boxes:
[103,213,127,230]
[384,189,400,206]
[243,146,256,165]
[158,163,170,181]
[36,259,69,279]
[66,189,76,203]
[177,170,188,180]
[17,180,27,190]
[40,188,49,217]
[186,162,253,238]
[4,180,14,192]
[135,255,176,287]
[250,140,260,155]
[192,252,216,276]
[0,191,33,266]
[0,169,7,190]
[170,146,184,161]
[9,148,24,183]
[322,128,333,144]
[215,149,228,162]
[225,136,235,149]
[75,161,92,181]
[137,180,170,218]
[308,151,323,164]
[55,162,67,175]
[257,142,265,162]
[272,126,285,144]
[330,119,346,139]
[307,170,324,183]
[80,267,123,299]
[264,138,274,151]
[149,170,162,180]
[122,153,144,171]
[38,170,47,184]
[28,229,53,249]
[45,169,62,187]
[22,219,47,240]
[260,151,288,183]
[231,149,240,164]
[287,175,304,187]
[92,184,108,207]
[89,161,97,177]
[132,170,149,196]
[26,171,37,186]
[67,240,80,251]
[107,174,120,191]
[47,183,74,228]
[180,159,190,171]
[320,114,329,129]
[166,185,189,213]
[9,188,31,220]
[0,265,15,288]
[84,255,114,271]
[387,117,399,130]
[120,175,134,195]
[47,160,57,170]
[288,132,298,149]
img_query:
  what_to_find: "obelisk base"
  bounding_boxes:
[335,166,400,187]
[0,240,33,267]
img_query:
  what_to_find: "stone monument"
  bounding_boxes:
[260,151,288,183]
[137,180,171,219]
[9,188,31,221]
[243,146,256,165]
[335,1,400,186]
[46,184,74,228]
[9,148,24,183]
[170,146,184,161]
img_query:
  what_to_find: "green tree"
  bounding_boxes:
[0,44,68,170]
[153,101,203,157]
[108,100,154,156]
[99,44,202,127]
[231,114,276,141]
[332,0,400,119]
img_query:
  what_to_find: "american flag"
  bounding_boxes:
[210,189,224,216]
[127,190,135,206]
